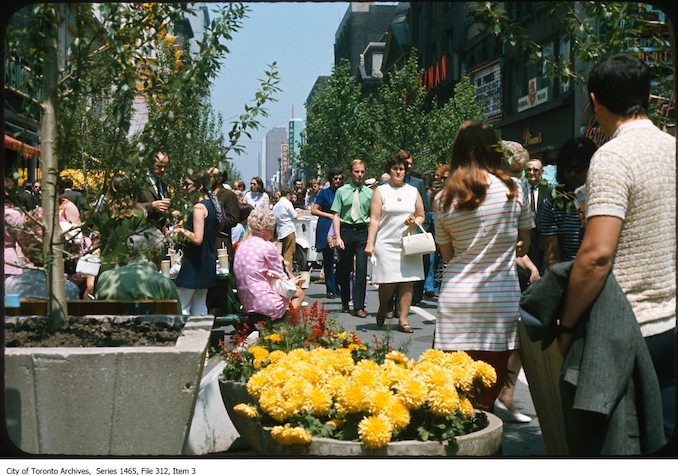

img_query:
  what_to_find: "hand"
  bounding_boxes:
[152,199,170,213]
[335,237,345,251]
[365,243,374,256]
[556,332,573,358]
[528,268,540,285]
[404,214,418,228]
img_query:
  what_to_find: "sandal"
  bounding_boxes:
[376,312,386,328]
[397,322,413,333]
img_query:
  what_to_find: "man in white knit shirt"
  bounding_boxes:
[557,53,675,439]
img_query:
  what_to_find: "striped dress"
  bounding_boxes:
[433,174,533,351]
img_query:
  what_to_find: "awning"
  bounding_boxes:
[4,134,40,159]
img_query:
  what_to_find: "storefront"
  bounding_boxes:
[3,134,40,186]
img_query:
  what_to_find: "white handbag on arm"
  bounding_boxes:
[402,222,436,256]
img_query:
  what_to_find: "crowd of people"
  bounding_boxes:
[3,53,674,455]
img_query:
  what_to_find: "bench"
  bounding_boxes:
[4,299,180,316]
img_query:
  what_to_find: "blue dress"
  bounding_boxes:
[314,187,335,251]
[175,198,217,289]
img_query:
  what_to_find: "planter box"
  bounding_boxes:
[4,314,214,455]
[218,378,502,456]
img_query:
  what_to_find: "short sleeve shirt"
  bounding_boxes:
[330,182,373,225]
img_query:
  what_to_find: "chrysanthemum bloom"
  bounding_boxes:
[428,384,461,416]
[381,360,411,388]
[444,350,474,367]
[381,399,411,431]
[305,386,333,415]
[352,360,388,389]
[458,396,475,418]
[358,414,393,449]
[246,371,270,398]
[367,387,397,414]
[233,403,258,419]
[268,350,287,364]
[395,376,428,409]
[449,365,475,394]
[323,374,349,399]
[263,333,283,343]
[418,348,446,364]
[329,348,355,374]
[270,424,312,445]
[416,364,449,392]
[258,387,289,422]
[247,345,269,361]
[385,351,410,367]
[338,380,371,413]
[474,361,497,388]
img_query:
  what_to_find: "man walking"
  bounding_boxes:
[557,53,675,441]
[403,152,430,305]
[331,159,372,318]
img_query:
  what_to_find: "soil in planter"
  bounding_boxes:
[4,318,183,348]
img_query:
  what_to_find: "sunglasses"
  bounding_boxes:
[526,168,542,172]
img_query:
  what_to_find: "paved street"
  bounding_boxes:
[221,269,547,457]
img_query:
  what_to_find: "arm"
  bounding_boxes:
[332,212,344,250]
[439,242,454,263]
[311,202,334,220]
[557,216,622,355]
[544,236,562,269]
[365,190,382,256]
[407,193,425,228]
[516,228,531,257]
[178,203,207,245]
[516,254,539,284]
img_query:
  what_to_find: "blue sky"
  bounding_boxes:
[211,2,347,181]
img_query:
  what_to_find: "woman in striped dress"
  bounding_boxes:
[432,121,533,411]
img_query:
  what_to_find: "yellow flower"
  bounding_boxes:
[336,332,347,340]
[247,345,269,361]
[444,350,474,367]
[270,424,312,445]
[348,343,367,352]
[385,351,410,367]
[338,380,371,413]
[323,374,349,398]
[367,387,396,414]
[458,397,475,418]
[396,376,428,409]
[305,387,333,415]
[264,333,283,343]
[246,371,269,398]
[418,348,446,364]
[233,403,258,419]
[268,350,286,364]
[428,384,460,416]
[358,414,393,449]
[381,399,410,431]
[258,387,289,422]
[474,361,497,388]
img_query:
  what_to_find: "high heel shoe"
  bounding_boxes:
[493,400,532,423]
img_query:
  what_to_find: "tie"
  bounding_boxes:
[530,186,536,218]
[350,186,361,222]
[155,177,165,199]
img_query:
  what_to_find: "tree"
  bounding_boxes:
[4,3,279,329]
[470,2,674,122]
[299,60,375,178]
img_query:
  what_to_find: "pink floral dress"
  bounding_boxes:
[233,235,288,320]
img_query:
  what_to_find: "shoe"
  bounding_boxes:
[424,291,435,298]
[376,312,386,328]
[341,304,350,313]
[316,278,325,284]
[326,292,337,299]
[494,400,532,423]
[397,322,413,333]
[354,309,367,318]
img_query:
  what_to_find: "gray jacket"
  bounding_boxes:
[520,261,665,455]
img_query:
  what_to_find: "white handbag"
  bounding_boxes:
[272,277,297,299]
[76,254,101,276]
[402,223,436,256]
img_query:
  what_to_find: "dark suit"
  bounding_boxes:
[404,174,430,305]
[526,182,552,274]
[137,173,170,230]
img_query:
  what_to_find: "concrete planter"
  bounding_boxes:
[219,378,502,456]
[4,314,214,455]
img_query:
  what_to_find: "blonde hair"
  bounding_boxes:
[247,208,276,235]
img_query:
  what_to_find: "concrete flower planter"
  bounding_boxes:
[219,378,503,456]
[4,314,214,455]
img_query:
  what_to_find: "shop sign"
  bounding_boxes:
[517,78,548,112]
[5,57,42,101]
[470,59,502,120]
[522,128,543,146]
[421,54,448,91]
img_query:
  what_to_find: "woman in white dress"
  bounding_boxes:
[365,151,425,333]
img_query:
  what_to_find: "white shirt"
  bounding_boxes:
[272,196,297,240]
[244,191,270,210]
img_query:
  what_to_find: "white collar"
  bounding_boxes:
[613,118,654,138]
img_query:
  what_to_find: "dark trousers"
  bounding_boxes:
[321,247,337,295]
[645,328,676,441]
[336,225,368,311]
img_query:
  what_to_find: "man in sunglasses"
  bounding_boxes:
[524,157,551,275]
[137,151,172,231]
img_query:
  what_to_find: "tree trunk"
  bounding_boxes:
[40,8,68,330]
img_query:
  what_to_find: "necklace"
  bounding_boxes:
[391,183,405,202]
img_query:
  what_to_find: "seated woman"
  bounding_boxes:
[233,208,304,329]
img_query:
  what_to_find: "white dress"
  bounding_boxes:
[371,183,425,284]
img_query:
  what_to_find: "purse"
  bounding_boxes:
[272,277,297,299]
[402,223,436,256]
[76,254,101,276]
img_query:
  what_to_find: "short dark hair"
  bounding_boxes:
[385,151,409,172]
[251,176,264,190]
[556,137,597,188]
[588,53,650,117]
[238,203,254,222]
[280,187,292,197]
[326,167,343,181]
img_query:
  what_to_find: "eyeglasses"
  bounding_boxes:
[527,168,542,172]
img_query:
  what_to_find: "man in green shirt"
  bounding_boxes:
[331,159,373,318]
[95,229,181,314]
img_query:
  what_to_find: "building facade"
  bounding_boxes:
[264,126,287,191]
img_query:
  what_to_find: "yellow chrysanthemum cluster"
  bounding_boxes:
[247,348,494,448]
[270,424,313,445]
[264,333,283,343]
[233,403,258,419]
